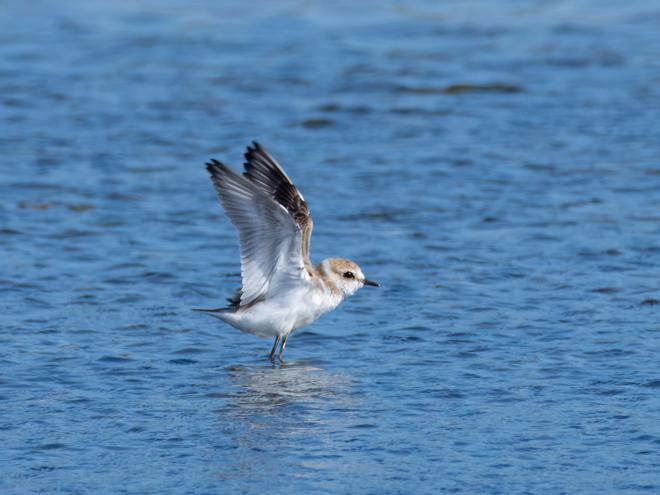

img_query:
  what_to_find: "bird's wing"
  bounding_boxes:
[242,142,314,268]
[206,148,313,307]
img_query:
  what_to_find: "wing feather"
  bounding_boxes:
[206,156,310,308]
[243,142,314,267]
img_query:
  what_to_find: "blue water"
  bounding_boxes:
[2,1,660,493]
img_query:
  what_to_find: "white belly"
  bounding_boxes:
[216,287,341,338]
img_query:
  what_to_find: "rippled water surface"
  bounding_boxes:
[2,1,660,493]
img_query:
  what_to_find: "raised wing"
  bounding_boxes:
[206,145,313,308]
[243,142,313,266]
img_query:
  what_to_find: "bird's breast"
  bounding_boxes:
[290,287,342,330]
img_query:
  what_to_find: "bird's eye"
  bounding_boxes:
[343,271,355,279]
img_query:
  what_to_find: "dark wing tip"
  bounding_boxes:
[206,159,229,177]
[244,141,264,163]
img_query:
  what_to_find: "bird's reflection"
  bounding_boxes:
[224,360,350,419]
[213,360,353,480]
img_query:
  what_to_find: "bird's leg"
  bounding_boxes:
[278,334,288,361]
[269,335,280,361]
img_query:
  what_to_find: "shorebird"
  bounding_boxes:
[196,142,378,360]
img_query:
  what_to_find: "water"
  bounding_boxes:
[2,0,660,493]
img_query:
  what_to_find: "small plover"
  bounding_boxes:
[196,142,378,360]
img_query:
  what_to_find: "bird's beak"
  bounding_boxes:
[363,278,379,287]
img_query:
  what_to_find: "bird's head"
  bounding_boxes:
[319,258,379,297]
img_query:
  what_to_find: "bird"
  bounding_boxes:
[195,141,379,361]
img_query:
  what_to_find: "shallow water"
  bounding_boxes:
[2,0,660,493]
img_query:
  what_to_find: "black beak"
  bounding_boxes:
[363,278,379,287]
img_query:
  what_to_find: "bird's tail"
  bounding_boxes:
[192,307,227,315]
[193,307,241,329]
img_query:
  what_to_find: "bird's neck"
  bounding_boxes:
[314,262,344,301]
